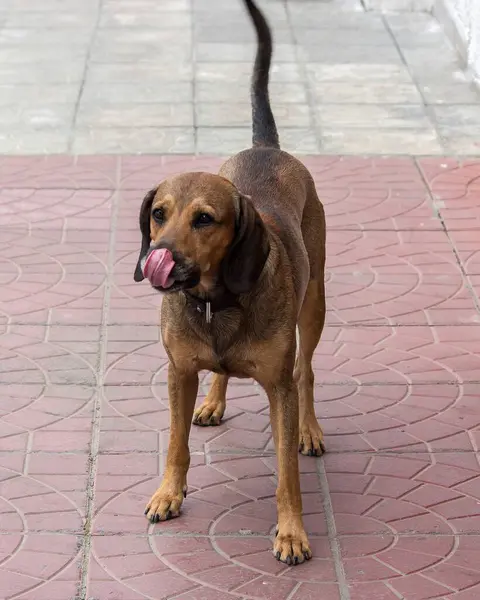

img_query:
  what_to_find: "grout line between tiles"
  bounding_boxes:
[1,529,480,538]
[75,155,120,600]
[2,448,480,457]
[285,582,302,600]
[0,380,479,387]
[67,0,103,153]
[380,14,447,154]
[190,0,198,152]
[317,457,351,600]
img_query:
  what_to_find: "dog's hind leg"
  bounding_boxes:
[193,373,228,426]
[295,187,327,456]
[295,278,326,456]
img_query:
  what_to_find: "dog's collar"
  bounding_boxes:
[183,290,239,323]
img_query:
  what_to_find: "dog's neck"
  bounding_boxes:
[182,287,240,324]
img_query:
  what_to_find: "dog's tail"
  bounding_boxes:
[243,0,280,149]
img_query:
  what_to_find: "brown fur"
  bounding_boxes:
[133,0,327,567]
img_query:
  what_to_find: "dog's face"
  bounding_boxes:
[133,172,270,296]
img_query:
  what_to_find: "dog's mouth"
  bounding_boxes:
[152,264,201,294]
[142,247,200,293]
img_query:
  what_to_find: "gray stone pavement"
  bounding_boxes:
[0,0,479,155]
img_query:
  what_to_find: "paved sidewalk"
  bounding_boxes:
[1,154,480,600]
[2,1,480,600]
[0,0,479,154]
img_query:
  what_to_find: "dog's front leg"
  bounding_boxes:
[266,380,312,564]
[145,364,198,523]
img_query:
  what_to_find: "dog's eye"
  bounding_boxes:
[152,208,165,224]
[193,212,214,228]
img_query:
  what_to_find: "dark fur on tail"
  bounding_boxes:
[243,0,280,149]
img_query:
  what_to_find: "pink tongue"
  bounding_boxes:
[143,248,175,288]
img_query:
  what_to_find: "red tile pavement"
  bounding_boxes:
[1,155,480,600]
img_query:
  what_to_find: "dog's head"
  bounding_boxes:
[133,172,270,296]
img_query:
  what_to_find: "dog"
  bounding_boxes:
[133,0,326,565]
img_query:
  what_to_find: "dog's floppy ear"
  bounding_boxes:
[221,193,270,295]
[133,187,158,282]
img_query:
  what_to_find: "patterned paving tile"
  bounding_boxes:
[0,231,107,325]
[89,533,340,600]
[418,158,480,231]
[302,156,442,230]
[1,153,480,600]
[0,383,94,451]
[325,452,480,599]
[0,325,98,385]
[0,156,117,189]
[92,454,324,534]
[0,534,80,600]
[0,450,87,532]
[89,453,334,599]
[0,187,114,229]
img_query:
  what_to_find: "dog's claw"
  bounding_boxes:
[144,486,185,524]
[274,524,312,565]
[192,399,225,427]
[299,419,326,457]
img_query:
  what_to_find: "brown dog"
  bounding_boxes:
[134,0,326,565]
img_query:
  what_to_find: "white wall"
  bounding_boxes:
[438,0,480,82]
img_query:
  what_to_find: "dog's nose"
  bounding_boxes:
[152,240,178,258]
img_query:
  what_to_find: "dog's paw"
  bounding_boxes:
[299,418,325,456]
[144,484,187,524]
[192,399,225,427]
[273,523,312,565]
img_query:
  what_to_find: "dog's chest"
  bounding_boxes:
[164,306,284,381]
[195,331,284,383]
[187,311,250,373]
[185,332,256,379]
[194,336,255,377]
[210,353,255,378]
